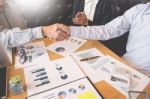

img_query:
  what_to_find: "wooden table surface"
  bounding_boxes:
[7,38,150,99]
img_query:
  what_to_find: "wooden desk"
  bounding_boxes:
[7,39,150,99]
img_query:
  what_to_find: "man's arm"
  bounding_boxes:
[0,27,44,48]
[0,24,70,48]
[69,4,138,40]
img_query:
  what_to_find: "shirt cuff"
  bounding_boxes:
[32,27,44,39]
[70,26,80,37]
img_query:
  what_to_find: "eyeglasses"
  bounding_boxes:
[18,47,27,64]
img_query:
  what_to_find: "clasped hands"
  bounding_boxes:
[41,11,88,41]
[42,23,70,41]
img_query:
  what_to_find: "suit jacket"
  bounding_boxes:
[73,0,130,25]
[73,0,130,57]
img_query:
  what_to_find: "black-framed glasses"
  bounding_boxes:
[18,47,27,64]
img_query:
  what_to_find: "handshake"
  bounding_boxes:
[42,23,70,41]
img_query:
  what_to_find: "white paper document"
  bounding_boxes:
[102,56,150,99]
[72,48,150,98]
[47,37,87,57]
[72,48,105,82]
[15,41,50,69]
[24,57,85,96]
[27,78,103,99]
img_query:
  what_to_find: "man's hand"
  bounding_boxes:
[73,12,88,26]
[57,24,70,35]
[42,24,70,41]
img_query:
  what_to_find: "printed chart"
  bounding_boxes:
[27,78,103,99]
[47,37,87,56]
[24,57,85,96]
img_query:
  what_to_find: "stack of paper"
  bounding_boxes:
[72,48,150,98]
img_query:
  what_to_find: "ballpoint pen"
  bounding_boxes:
[80,56,100,61]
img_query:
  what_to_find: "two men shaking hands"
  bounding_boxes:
[42,24,70,41]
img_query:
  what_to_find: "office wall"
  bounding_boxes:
[17,0,74,28]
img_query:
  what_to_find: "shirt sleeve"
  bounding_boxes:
[0,27,44,48]
[70,4,138,40]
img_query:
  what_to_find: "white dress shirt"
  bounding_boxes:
[84,0,99,21]
[70,3,150,76]
[0,27,43,48]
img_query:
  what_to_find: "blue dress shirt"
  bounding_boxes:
[70,3,150,76]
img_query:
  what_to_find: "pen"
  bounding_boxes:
[80,56,100,61]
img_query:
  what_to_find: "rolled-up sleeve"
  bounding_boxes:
[70,4,138,40]
[0,27,43,48]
